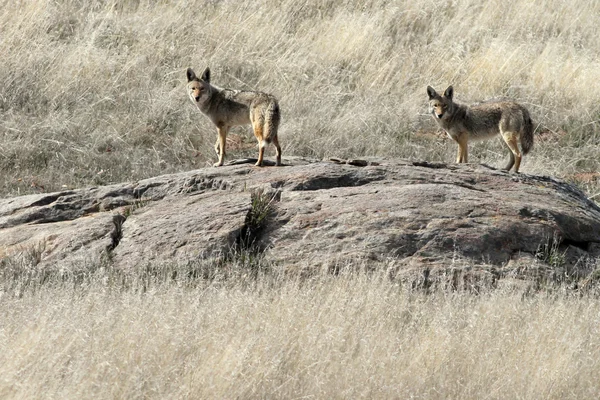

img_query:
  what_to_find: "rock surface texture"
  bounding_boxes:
[1,158,599,286]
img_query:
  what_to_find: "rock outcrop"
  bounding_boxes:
[1,158,599,287]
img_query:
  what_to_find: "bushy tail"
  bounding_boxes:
[262,100,280,143]
[521,111,534,155]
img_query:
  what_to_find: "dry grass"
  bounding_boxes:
[1,0,600,196]
[2,1,600,398]
[0,264,599,399]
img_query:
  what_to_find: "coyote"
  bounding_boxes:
[426,86,534,173]
[186,67,281,167]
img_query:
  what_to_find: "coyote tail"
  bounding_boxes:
[263,101,280,143]
[521,112,534,155]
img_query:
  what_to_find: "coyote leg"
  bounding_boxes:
[214,127,227,167]
[502,133,522,172]
[272,135,282,166]
[252,120,265,167]
[455,134,468,163]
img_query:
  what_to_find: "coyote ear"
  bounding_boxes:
[186,68,196,82]
[444,86,454,100]
[201,67,210,83]
[426,86,437,99]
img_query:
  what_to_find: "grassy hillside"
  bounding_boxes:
[1,0,599,197]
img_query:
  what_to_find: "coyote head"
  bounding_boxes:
[427,85,455,120]
[186,67,213,106]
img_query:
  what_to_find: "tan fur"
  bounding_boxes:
[427,85,534,173]
[186,67,281,167]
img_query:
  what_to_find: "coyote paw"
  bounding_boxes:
[213,161,224,167]
[254,161,263,167]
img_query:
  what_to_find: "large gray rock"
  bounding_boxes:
[1,157,599,287]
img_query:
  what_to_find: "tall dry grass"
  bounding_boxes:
[0,265,599,399]
[1,0,600,196]
[2,2,600,398]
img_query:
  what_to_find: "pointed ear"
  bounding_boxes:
[201,67,210,83]
[186,68,196,82]
[426,86,437,100]
[444,86,454,100]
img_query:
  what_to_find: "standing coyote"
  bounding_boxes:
[426,85,534,173]
[186,67,282,167]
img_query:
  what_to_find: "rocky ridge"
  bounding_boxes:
[1,157,599,288]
